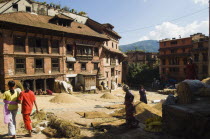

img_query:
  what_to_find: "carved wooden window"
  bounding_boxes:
[81,63,86,70]
[15,58,25,74]
[51,40,59,54]
[35,59,44,73]
[93,63,98,70]
[14,36,25,52]
[111,68,114,76]
[67,63,74,71]
[77,46,92,56]
[94,48,99,56]
[51,58,59,72]
[66,44,73,55]
[29,37,48,53]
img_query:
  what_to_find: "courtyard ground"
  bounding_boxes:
[0,88,169,139]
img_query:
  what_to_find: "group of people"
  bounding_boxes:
[122,84,147,128]
[3,81,38,139]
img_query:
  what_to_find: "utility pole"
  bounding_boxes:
[208,0,210,76]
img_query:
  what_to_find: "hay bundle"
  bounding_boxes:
[177,82,192,104]
[158,89,176,95]
[50,93,82,103]
[100,93,116,99]
[16,81,24,91]
[42,127,57,137]
[49,116,80,138]
[84,111,111,119]
[32,110,47,121]
[202,77,210,85]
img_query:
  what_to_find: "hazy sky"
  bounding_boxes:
[36,0,209,45]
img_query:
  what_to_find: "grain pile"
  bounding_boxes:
[100,93,117,99]
[84,111,111,119]
[111,102,162,122]
[152,102,163,111]
[50,93,82,103]
[105,104,124,109]
[202,77,210,85]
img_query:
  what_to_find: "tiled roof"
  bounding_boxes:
[102,46,127,57]
[0,12,108,39]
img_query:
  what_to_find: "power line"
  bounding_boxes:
[119,7,208,33]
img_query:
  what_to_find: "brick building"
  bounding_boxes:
[159,33,207,81]
[0,0,126,91]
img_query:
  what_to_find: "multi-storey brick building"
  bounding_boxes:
[0,0,126,91]
[159,33,207,81]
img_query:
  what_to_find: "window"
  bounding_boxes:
[183,58,188,65]
[111,68,114,76]
[12,3,18,11]
[115,70,118,75]
[106,72,109,78]
[94,48,99,56]
[182,48,185,53]
[182,40,185,44]
[51,58,59,72]
[198,42,203,48]
[76,46,92,56]
[169,68,179,72]
[93,63,98,70]
[66,44,73,55]
[15,58,25,74]
[171,49,177,54]
[170,41,177,45]
[35,59,44,73]
[112,42,114,48]
[14,36,25,52]
[169,57,179,65]
[116,44,118,49]
[164,42,166,46]
[28,37,48,53]
[162,59,166,65]
[194,54,199,62]
[26,6,31,12]
[67,63,74,71]
[51,40,59,53]
[203,53,208,61]
[81,63,86,70]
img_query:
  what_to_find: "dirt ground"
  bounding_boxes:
[0,88,169,139]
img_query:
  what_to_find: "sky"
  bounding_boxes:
[36,0,209,45]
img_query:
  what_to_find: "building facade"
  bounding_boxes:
[159,33,207,81]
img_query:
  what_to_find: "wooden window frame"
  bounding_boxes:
[51,58,60,72]
[15,58,26,74]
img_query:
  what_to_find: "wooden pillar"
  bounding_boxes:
[33,79,36,92]
[44,79,47,91]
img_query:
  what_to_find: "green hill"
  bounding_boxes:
[120,40,159,52]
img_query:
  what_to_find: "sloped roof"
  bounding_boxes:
[0,12,108,39]
[102,46,127,57]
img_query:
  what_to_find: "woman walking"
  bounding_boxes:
[3,81,19,139]
[139,85,147,104]
[18,82,38,137]
[123,85,139,128]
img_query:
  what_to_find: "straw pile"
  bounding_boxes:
[111,102,162,122]
[50,93,82,103]
[202,77,210,85]
[152,102,163,111]
[177,82,192,104]
[48,116,80,138]
[158,89,176,95]
[84,111,111,119]
[31,110,47,121]
[100,93,117,99]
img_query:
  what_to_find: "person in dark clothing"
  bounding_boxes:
[139,85,147,104]
[123,85,139,128]
[185,57,197,80]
